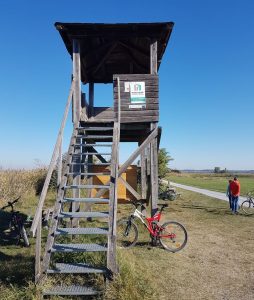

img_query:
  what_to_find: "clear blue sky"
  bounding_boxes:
[0,0,253,170]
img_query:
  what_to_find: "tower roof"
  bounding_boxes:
[55,22,174,84]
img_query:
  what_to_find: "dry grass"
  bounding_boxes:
[1,179,254,299]
[0,168,47,205]
[111,189,254,300]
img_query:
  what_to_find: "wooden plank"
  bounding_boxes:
[72,135,81,227]
[115,110,159,117]
[114,91,158,99]
[95,127,158,198]
[114,104,159,111]
[119,177,141,200]
[89,83,94,118]
[113,74,158,81]
[107,121,119,273]
[92,42,117,75]
[57,142,62,187]
[73,39,81,124]
[120,116,159,123]
[140,143,147,199]
[150,123,158,216]
[150,40,158,75]
[35,215,41,283]
[81,93,88,121]
[31,82,74,236]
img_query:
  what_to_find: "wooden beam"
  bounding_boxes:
[92,42,117,75]
[86,146,108,164]
[57,143,62,187]
[89,83,94,118]
[107,122,119,273]
[95,127,158,198]
[119,177,141,200]
[35,215,41,283]
[150,40,158,75]
[140,144,147,199]
[150,123,158,216]
[73,39,81,124]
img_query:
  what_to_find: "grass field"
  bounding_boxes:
[167,172,254,196]
[1,187,254,299]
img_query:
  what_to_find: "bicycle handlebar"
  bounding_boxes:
[1,196,21,210]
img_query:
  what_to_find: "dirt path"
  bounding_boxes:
[170,182,247,204]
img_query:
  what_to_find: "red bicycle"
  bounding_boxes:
[117,201,187,252]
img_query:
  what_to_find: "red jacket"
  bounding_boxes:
[230,180,240,196]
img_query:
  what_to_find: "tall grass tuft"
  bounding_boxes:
[0,168,50,205]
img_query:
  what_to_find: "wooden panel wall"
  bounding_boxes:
[113,74,159,123]
[91,165,137,202]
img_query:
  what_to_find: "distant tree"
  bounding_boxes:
[158,148,173,178]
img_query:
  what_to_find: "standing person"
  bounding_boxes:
[230,177,241,214]
[226,180,233,209]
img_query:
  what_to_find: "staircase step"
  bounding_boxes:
[55,227,109,235]
[72,152,111,156]
[47,263,107,274]
[62,197,109,203]
[64,184,110,189]
[43,285,101,296]
[67,172,110,176]
[51,243,107,253]
[77,135,113,139]
[77,127,114,131]
[58,211,109,218]
[69,162,111,166]
[74,144,112,147]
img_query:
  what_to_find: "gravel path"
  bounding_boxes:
[170,182,247,205]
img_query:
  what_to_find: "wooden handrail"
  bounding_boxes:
[31,81,74,236]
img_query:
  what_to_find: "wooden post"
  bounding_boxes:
[72,39,81,226]
[140,141,147,199]
[57,142,62,187]
[72,39,81,125]
[72,136,81,227]
[35,215,41,283]
[150,38,158,216]
[150,123,158,216]
[89,83,94,118]
[150,39,158,75]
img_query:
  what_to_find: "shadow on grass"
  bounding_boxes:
[181,203,252,217]
[0,251,34,285]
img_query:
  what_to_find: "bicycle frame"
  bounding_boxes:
[131,207,175,239]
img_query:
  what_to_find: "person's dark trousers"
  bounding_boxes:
[232,196,239,213]
[228,195,232,209]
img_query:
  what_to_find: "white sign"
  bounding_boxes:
[130,82,146,103]
[124,82,130,92]
[129,104,146,109]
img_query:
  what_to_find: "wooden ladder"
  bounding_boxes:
[40,122,119,297]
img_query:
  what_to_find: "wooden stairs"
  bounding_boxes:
[41,122,119,297]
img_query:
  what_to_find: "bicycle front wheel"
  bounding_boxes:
[159,221,187,252]
[116,218,138,248]
[20,225,30,247]
[241,200,254,215]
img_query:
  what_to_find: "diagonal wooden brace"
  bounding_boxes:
[95,127,158,198]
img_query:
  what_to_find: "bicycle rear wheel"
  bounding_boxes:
[20,225,30,247]
[116,218,138,248]
[241,200,254,215]
[159,221,187,252]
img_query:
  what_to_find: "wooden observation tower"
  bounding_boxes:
[31,22,174,297]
